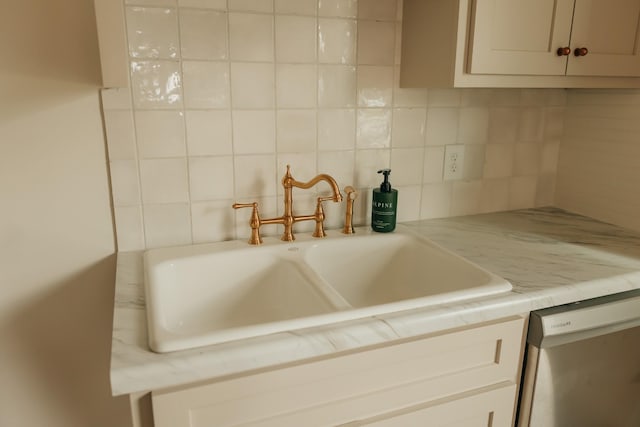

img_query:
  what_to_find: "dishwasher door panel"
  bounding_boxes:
[524,325,640,427]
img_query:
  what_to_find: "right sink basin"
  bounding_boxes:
[304,229,512,311]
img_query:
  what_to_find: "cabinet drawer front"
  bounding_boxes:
[354,383,517,427]
[152,316,525,427]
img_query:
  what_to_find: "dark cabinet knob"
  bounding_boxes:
[574,47,589,57]
[556,47,571,56]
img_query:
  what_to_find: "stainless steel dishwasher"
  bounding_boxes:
[517,289,640,427]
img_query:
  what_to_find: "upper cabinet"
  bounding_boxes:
[400,0,640,88]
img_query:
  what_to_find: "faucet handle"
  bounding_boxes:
[312,196,333,238]
[232,202,263,245]
[342,186,357,235]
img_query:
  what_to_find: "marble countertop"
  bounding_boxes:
[110,207,640,396]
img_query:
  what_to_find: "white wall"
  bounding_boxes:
[0,1,131,426]
[556,90,640,232]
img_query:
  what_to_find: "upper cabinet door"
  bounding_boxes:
[468,0,575,75]
[567,0,640,77]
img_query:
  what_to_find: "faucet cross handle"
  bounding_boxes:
[343,186,357,235]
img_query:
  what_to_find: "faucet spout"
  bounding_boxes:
[283,165,343,202]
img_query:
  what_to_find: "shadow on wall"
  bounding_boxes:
[0,0,103,121]
[0,256,131,427]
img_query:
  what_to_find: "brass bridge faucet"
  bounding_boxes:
[233,165,342,245]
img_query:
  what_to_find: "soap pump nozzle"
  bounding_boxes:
[378,169,392,193]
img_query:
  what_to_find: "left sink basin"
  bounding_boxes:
[144,242,340,353]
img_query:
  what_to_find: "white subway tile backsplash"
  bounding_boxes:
[458,107,489,144]
[483,144,515,179]
[318,150,355,186]
[479,178,509,213]
[390,148,424,186]
[276,110,317,152]
[463,144,486,180]
[230,62,275,109]
[109,160,141,206]
[318,0,357,18]
[460,89,493,107]
[228,0,273,12]
[275,0,317,15]
[427,89,462,107]
[107,2,566,248]
[425,108,458,146]
[276,64,317,108]
[179,9,228,60]
[191,200,236,243]
[232,110,276,154]
[391,108,426,148]
[143,203,192,248]
[357,66,394,108]
[182,61,230,108]
[513,143,540,176]
[420,183,451,219]
[544,107,565,139]
[318,65,356,107]
[395,185,421,222]
[356,109,392,148]
[318,18,357,64]
[228,13,274,61]
[318,109,356,150]
[113,205,146,251]
[517,107,545,142]
[535,174,555,207]
[126,0,176,5]
[540,142,560,174]
[451,180,482,216]
[178,0,226,9]
[354,149,390,188]
[188,156,235,201]
[185,110,233,156]
[103,110,137,160]
[489,107,518,144]
[126,7,179,59]
[130,60,183,109]
[509,175,537,209]
[275,15,317,63]
[135,110,186,158]
[140,158,189,203]
[233,154,277,198]
[423,146,444,183]
[490,89,521,106]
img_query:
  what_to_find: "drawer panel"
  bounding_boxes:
[153,316,525,427]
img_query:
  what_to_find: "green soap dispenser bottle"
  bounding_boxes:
[371,169,398,233]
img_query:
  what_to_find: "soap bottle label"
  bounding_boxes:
[371,190,397,232]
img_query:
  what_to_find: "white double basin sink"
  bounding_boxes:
[144,226,512,353]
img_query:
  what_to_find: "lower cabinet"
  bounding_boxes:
[149,316,526,427]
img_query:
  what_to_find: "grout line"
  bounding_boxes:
[175,2,196,245]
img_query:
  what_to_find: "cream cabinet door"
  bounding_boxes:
[567,0,640,77]
[468,0,575,75]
